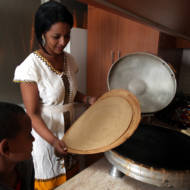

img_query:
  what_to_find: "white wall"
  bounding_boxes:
[0,0,40,104]
[70,28,87,94]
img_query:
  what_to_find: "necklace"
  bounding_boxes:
[35,50,67,75]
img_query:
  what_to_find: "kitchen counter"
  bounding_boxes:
[55,156,188,190]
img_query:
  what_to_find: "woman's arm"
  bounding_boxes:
[74,91,97,105]
[20,82,67,155]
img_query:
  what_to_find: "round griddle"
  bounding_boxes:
[114,124,190,170]
[105,52,190,188]
[107,52,176,113]
[105,124,190,188]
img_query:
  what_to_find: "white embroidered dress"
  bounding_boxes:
[13,51,78,180]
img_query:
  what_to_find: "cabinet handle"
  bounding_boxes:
[118,50,121,59]
[111,50,115,64]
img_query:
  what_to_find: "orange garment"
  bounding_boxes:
[34,174,66,190]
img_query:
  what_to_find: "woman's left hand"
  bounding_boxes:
[75,91,97,106]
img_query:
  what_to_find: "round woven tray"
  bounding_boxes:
[63,89,141,154]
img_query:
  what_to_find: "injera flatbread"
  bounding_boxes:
[63,96,133,152]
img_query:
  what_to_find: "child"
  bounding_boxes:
[0,102,34,190]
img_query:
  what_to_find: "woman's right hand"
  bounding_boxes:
[88,96,97,105]
[52,138,68,158]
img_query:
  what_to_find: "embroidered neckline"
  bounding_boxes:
[34,50,66,75]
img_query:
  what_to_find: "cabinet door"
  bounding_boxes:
[118,16,160,56]
[87,6,160,97]
[176,38,190,48]
[87,6,119,97]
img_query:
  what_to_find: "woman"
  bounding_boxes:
[13,1,95,189]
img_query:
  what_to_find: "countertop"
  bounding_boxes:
[55,156,188,190]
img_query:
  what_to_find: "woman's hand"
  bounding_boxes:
[75,91,97,105]
[88,96,97,105]
[52,138,68,158]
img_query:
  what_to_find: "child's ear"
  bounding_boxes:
[0,139,10,156]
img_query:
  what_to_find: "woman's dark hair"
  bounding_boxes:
[0,102,26,141]
[34,1,73,46]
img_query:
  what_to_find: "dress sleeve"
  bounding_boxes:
[13,54,39,83]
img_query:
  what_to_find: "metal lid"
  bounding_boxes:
[107,52,177,113]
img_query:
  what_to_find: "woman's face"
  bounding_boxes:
[44,22,71,55]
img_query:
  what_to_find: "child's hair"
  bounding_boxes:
[0,102,25,141]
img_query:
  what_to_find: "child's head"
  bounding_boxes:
[0,102,34,162]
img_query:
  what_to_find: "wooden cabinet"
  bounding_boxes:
[176,38,190,49]
[87,6,160,97]
[87,6,118,97]
[117,17,159,56]
[158,32,190,49]
[79,0,190,41]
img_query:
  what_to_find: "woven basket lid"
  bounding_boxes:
[63,89,141,154]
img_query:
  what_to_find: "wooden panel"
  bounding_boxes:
[176,38,190,48]
[158,33,190,49]
[118,17,159,56]
[158,32,177,49]
[87,6,118,96]
[79,0,190,41]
